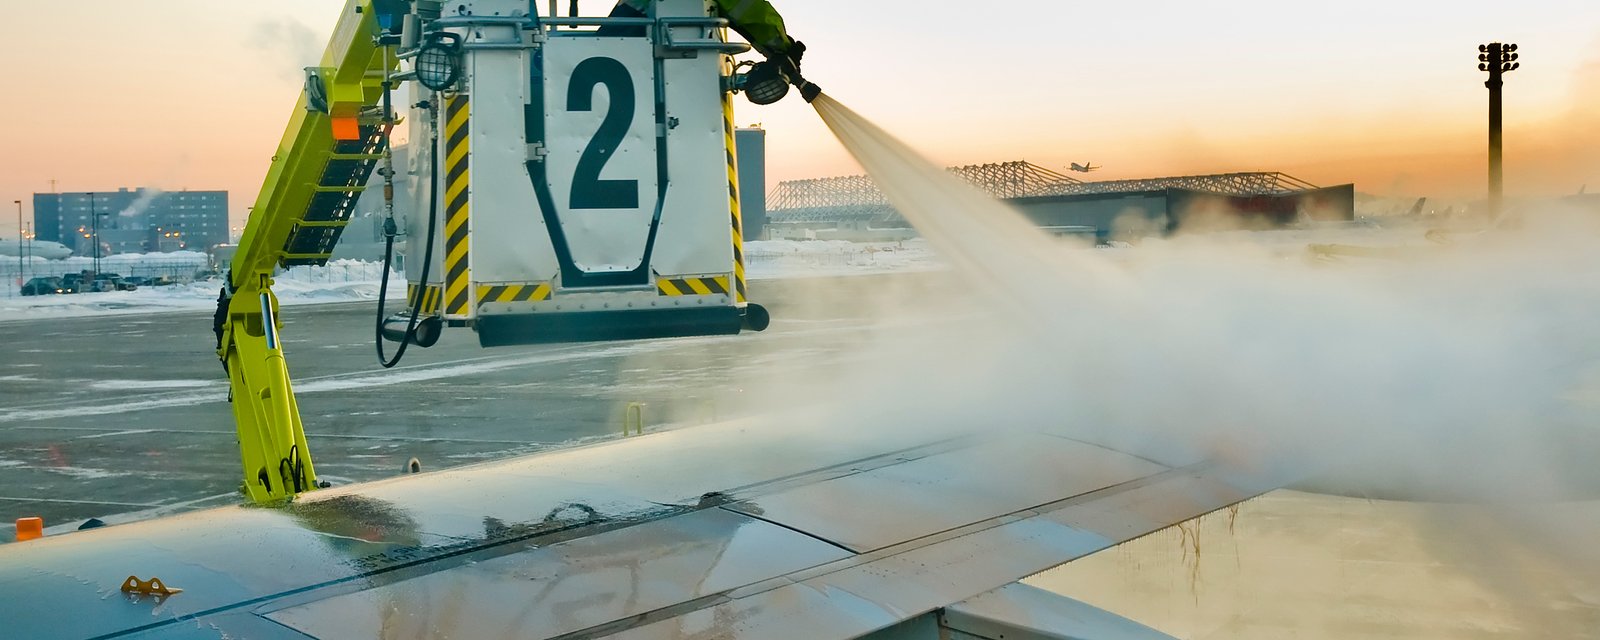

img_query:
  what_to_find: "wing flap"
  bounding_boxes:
[722,434,1165,553]
[612,462,1281,640]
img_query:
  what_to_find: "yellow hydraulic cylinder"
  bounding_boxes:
[224,284,317,503]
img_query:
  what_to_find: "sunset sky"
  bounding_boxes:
[2,0,1597,234]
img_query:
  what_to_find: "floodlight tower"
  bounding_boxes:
[1478,42,1519,220]
[88,192,100,274]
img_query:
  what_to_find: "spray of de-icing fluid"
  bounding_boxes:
[795,93,1600,589]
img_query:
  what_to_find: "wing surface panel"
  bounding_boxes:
[0,420,1296,640]
[262,508,852,639]
[613,461,1278,640]
[723,433,1164,552]
[942,582,1180,640]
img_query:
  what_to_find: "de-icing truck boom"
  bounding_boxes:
[214,0,816,504]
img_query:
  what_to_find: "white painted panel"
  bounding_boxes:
[404,96,442,284]
[652,50,736,279]
[542,37,659,273]
[461,0,527,16]
[469,47,562,283]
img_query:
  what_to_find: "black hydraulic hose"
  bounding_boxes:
[375,109,441,369]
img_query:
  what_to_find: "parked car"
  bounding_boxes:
[59,273,87,293]
[90,273,137,292]
[123,275,178,288]
[20,276,65,296]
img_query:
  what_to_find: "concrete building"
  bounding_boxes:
[33,188,229,255]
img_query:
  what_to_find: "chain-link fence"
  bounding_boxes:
[745,243,866,267]
[0,259,209,298]
[274,261,392,285]
[0,258,396,298]
[1,260,206,281]
[744,241,922,267]
[2,242,928,298]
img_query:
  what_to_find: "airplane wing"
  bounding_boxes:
[0,420,1293,639]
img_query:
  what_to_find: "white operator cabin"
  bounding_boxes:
[397,0,765,347]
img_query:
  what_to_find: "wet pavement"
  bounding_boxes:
[3,271,1598,638]
[0,274,938,531]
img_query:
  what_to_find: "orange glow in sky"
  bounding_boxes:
[1,0,1597,233]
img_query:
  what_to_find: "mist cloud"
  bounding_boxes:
[247,17,322,83]
[656,96,1600,598]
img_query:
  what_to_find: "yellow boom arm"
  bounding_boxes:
[218,0,394,504]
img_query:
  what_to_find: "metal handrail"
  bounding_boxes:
[541,17,654,27]
[429,15,533,29]
[462,43,532,50]
[657,17,748,54]
[420,14,731,31]
[415,15,745,53]
[432,15,531,28]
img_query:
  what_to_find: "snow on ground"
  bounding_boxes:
[743,239,940,279]
[88,379,218,391]
[0,260,395,321]
[0,223,1426,320]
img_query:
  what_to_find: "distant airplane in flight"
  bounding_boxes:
[1069,162,1100,173]
[0,239,72,259]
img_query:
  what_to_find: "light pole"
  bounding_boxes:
[86,192,111,274]
[1479,42,1519,220]
[89,192,98,274]
[14,200,22,285]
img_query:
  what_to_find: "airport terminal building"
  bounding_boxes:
[33,188,229,255]
[766,162,1354,242]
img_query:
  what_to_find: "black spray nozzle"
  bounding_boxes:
[794,77,822,103]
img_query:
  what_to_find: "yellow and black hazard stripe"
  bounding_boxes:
[406,283,443,315]
[657,275,731,297]
[443,94,472,317]
[720,68,748,305]
[476,283,553,305]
